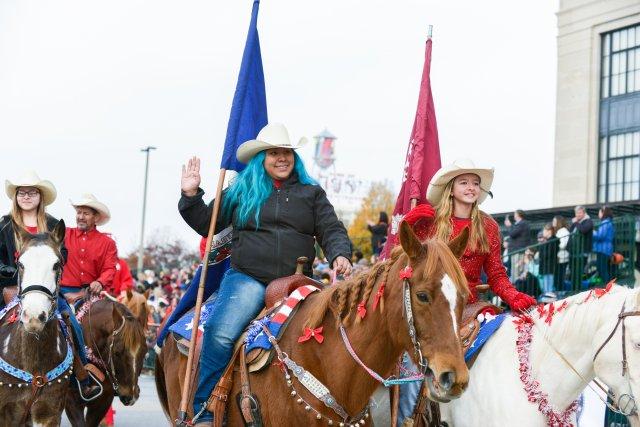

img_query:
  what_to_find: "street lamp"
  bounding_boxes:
[138,146,156,275]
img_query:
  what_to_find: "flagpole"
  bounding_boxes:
[176,168,227,425]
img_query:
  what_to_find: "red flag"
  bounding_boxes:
[381,38,441,259]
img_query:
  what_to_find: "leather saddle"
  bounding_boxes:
[459,300,502,366]
[63,290,87,308]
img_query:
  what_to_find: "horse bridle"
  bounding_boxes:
[16,258,63,323]
[591,301,640,416]
[87,305,126,396]
[401,271,429,374]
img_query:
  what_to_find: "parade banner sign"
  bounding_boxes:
[381,37,441,259]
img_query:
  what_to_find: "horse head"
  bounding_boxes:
[592,288,640,424]
[16,219,65,333]
[108,303,147,406]
[121,288,150,330]
[394,220,470,402]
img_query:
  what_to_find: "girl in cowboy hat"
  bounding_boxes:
[0,171,64,304]
[402,158,536,310]
[179,123,352,425]
[397,159,537,424]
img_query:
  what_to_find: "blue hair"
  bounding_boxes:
[222,151,317,229]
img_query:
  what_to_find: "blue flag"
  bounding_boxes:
[157,1,267,346]
[221,0,268,172]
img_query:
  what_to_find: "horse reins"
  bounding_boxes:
[87,302,126,396]
[532,300,640,417]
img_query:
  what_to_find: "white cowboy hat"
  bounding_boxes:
[426,158,495,206]
[5,170,57,206]
[236,123,307,164]
[70,193,111,226]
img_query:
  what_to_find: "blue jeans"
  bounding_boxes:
[539,274,554,294]
[59,286,88,365]
[193,268,265,421]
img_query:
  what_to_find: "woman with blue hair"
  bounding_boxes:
[179,123,352,425]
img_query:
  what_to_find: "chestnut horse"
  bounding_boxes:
[0,220,71,426]
[156,222,471,425]
[121,288,151,329]
[64,299,147,427]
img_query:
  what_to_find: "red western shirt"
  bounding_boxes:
[61,227,118,288]
[112,258,134,295]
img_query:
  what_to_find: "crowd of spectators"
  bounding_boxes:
[503,205,618,299]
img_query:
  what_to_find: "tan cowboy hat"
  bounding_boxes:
[70,193,111,226]
[5,170,57,206]
[427,158,495,206]
[236,123,307,164]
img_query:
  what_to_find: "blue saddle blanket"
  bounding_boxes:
[168,296,218,341]
[464,313,506,361]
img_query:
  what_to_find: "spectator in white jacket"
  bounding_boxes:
[553,215,570,291]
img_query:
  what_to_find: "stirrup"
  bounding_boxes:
[76,371,104,402]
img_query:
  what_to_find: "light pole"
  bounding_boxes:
[138,146,156,276]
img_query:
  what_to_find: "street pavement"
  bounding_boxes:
[62,373,392,426]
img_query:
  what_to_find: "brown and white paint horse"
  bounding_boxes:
[0,220,71,426]
[156,221,471,425]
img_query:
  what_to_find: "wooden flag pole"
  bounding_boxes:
[176,168,227,425]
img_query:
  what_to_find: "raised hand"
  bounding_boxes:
[181,156,201,196]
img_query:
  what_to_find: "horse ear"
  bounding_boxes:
[448,226,469,259]
[112,303,122,325]
[126,288,133,301]
[51,219,66,245]
[144,288,151,300]
[399,221,425,260]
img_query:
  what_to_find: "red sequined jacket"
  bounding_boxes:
[404,206,522,306]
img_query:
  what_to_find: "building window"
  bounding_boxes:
[598,132,640,202]
[598,24,640,203]
[601,24,640,98]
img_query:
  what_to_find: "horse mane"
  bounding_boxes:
[305,238,469,329]
[113,302,146,350]
[528,285,633,363]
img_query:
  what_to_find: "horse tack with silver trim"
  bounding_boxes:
[263,326,371,426]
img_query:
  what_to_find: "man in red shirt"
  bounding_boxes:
[58,193,117,400]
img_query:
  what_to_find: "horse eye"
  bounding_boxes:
[52,262,61,271]
[416,292,430,303]
[635,342,640,350]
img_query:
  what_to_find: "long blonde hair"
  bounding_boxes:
[10,191,48,248]
[433,179,490,254]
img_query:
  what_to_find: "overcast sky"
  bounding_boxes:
[0,1,558,253]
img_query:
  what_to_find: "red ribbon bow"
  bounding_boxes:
[399,266,413,280]
[373,282,386,311]
[595,279,615,298]
[357,301,367,319]
[298,326,324,344]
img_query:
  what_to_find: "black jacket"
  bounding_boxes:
[569,217,594,255]
[179,174,352,285]
[0,214,67,289]
[538,237,559,275]
[367,223,388,253]
[508,220,531,252]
